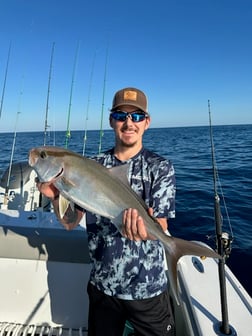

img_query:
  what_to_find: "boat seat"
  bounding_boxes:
[0,161,33,189]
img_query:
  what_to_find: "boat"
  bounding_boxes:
[0,60,251,334]
[0,143,251,336]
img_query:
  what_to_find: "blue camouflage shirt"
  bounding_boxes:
[86,147,176,300]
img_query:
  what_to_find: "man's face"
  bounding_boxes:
[110,105,150,148]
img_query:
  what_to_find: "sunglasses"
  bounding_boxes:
[110,110,148,123]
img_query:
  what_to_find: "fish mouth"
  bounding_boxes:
[52,167,64,181]
[35,167,64,183]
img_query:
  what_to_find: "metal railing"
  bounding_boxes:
[0,323,88,336]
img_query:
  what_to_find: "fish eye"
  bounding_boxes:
[40,151,47,159]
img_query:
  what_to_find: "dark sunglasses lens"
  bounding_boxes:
[111,112,127,121]
[131,113,146,122]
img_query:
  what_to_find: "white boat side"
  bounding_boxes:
[176,250,252,335]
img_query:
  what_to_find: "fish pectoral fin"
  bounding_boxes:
[58,194,74,219]
[61,176,76,189]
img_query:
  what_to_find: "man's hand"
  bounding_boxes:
[122,208,155,241]
[36,179,59,200]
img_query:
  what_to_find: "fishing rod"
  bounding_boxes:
[0,42,11,119]
[65,41,80,149]
[3,88,22,206]
[82,51,96,156]
[208,100,232,335]
[98,44,109,154]
[43,42,55,146]
[38,43,56,209]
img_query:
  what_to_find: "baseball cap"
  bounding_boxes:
[111,87,148,113]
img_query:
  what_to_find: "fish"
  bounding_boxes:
[28,146,221,305]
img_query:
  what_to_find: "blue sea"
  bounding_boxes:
[0,124,251,296]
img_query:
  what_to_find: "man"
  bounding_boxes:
[38,87,176,335]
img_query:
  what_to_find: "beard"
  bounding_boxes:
[115,124,143,149]
[119,139,137,148]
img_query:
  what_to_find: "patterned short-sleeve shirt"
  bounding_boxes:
[86,147,176,300]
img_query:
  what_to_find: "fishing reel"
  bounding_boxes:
[206,232,233,260]
[221,232,233,260]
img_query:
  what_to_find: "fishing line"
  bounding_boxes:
[215,166,234,241]
[208,100,234,242]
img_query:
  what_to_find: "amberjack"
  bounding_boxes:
[29,146,220,304]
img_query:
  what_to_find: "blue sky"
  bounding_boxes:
[0,0,251,132]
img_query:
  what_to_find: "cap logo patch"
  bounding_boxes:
[123,90,137,101]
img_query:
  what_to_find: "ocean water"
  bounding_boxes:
[0,124,251,296]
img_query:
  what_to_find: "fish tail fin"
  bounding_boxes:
[163,236,221,306]
[171,237,221,260]
[165,252,181,306]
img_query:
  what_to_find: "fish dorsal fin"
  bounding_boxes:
[108,163,149,211]
[108,164,129,186]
